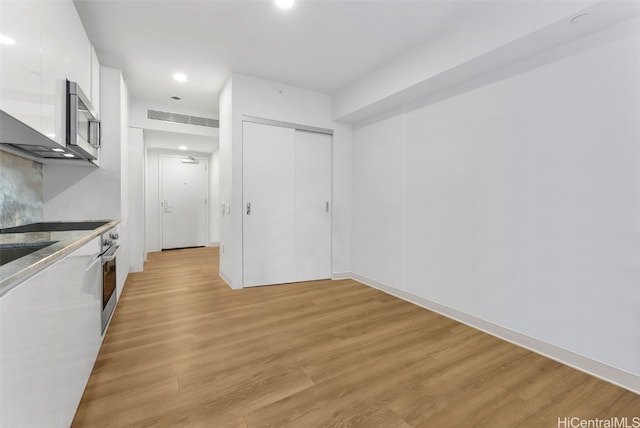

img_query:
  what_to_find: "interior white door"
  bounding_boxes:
[295,130,332,281]
[243,122,296,287]
[160,155,208,249]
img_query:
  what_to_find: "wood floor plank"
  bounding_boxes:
[72,247,640,427]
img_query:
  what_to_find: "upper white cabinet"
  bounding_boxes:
[0,0,93,146]
[0,1,44,135]
[90,46,100,117]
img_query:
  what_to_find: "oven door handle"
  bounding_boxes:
[101,245,120,262]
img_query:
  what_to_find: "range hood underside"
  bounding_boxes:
[0,110,96,164]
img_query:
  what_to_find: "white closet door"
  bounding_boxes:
[295,130,332,281]
[243,122,296,287]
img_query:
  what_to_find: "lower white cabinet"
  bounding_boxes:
[0,237,102,427]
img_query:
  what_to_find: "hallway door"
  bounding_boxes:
[160,155,208,249]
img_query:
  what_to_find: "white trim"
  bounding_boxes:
[208,242,220,247]
[242,115,333,135]
[333,272,640,395]
[331,272,352,280]
[219,270,241,289]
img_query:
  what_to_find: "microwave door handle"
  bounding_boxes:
[89,120,101,148]
[67,86,78,147]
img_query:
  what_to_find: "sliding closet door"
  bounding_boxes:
[295,130,332,281]
[242,122,296,287]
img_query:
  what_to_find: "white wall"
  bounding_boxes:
[129,127,145,271]
[218,73,352,288]
[330,123,352,275]
[218,78,233,283]
[145,149,160,252]
[351,115,403,286]
[209,149,220,245]
[351,24,640,388]
[116,70,130,296]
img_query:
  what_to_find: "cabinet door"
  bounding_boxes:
[90,46,100,116]
[0,260,63,427]
[295,130,332,281]
[40,0,92,145]
[0,237,102,427]
[0,1,43,134]
[0,0,92,146]
[242,121,297,287]
[59,237,102,427]
[64,3,91,98]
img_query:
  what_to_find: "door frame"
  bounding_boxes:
[158,153,210,250]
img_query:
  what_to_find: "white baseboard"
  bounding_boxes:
[209,242,220,247]
[219,270,232,287]
[219,270,242,290]
[333,272,640,395]
[332,272,352,280]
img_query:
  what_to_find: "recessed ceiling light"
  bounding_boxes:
[179,146,188,151]
[47,133,56,139]
[570,13,591,24]
[51,147,64,152]
[275,0,295,10]
[173,73,187,82]
[63,153,75,158]
[0,34,16,46]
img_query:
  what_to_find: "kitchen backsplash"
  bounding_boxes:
[0,151,43,228]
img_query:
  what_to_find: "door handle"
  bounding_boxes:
[326,201,330,212]
[246,202,251,215]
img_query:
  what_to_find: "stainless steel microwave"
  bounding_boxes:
[67,79,100,161]
[0,80,101,164]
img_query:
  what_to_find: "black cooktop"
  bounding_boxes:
[0,221,109,234]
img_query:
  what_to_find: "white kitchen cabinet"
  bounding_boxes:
[0,253,64,427]
[40,0,92,146]
[0,0,93,146]
[90,46,100,116]
[0,1,44,135]
[0,237,102,427]
[59,237,102,428]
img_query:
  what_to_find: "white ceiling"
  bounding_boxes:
[74,0,481,116]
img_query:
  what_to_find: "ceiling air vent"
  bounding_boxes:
[147,110,219,128]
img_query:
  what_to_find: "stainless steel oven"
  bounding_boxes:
[101,231,119,333]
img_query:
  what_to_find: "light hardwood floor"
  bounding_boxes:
[73,247,640,427]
